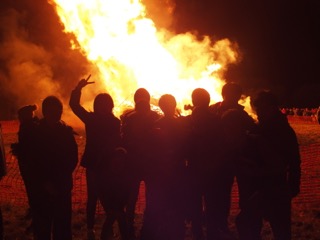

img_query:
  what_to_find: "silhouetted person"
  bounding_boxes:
[221,108,264,240]
[0,122,6,240]
[208,82,255,239]
[184,88,227,240]
[21,96,78,240]
[69,76,128,240]
[70,76,98,239]
[120,88,160,239]
[11,104,39,232]
[140,94,186,240]
[235,90,301,240]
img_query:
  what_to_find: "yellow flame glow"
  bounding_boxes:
[50,0,239,115]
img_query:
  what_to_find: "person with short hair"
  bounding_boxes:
[234,90,301,240]
[141,94,186,240]
[120,88,160,239]
[23,95,78,240]
[184,88,228,240]
[11,104,39,233]
[69,76,127,240]
[208,82,256,239]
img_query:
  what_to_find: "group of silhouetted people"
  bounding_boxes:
[9,78,301,240]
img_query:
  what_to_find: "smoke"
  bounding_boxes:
[0,1,91,122]
[142,0,176,30]
[0,9,57,106]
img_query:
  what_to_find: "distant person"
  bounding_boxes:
[0,122,6,240]
[69,76,128,240]
[120,88,160,239]
[140,94,186,240]
[208,82,256,238]
[21,96,78,240]
[235,90,301,240]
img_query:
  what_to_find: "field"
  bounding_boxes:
[0,116,320,240]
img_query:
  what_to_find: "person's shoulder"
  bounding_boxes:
[113,114,121,121]
[120,108,135,121]
[177,114,193,128]
[57,120,77,135]
[110,114,121,125]
[155,115,177,126]
[180,114,191,121]
[209,101,222,111]
[149,109,161,120]
[60,120,73,129]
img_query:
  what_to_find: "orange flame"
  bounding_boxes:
[50,0,239,115]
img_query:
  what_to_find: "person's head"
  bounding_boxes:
[42,96,63,123]
[191,88,210,108]
[134,88,150,104]
[93,93,114,114]
[18,104,37,123]
[158,94,176,117]
[250,90,279,123]
[133,88,151,113]
[221,82,242,104]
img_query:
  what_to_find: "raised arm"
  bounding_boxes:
[69,75,95,122]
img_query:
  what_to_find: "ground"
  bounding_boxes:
[0,117,320,239]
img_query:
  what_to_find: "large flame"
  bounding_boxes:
[50,0,238,115]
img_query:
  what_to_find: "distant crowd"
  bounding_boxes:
[0,79,301,240]
[281,107,319,117]
[281,107,320,124]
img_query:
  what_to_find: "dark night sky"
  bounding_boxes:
[173,0,320,107]
[0,0,320,119]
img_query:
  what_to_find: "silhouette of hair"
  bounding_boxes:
[191,88,210,107]
[221,82,242,101]
[159,94,176,116]
[251,90,279,109]
[134,88,150,104]
[18,105,37,122]
[42,96,63,122]
[94,93,114,114]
